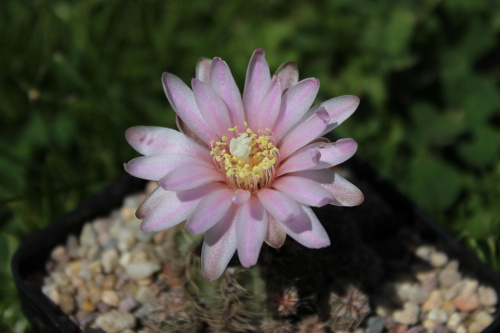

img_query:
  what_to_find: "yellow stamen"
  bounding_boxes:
[209,125,280,192]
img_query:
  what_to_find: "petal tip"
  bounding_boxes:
[315,108,330,123]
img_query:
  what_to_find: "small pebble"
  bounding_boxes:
[415,245,434,261]
[446,312,462,331]
[102,249,119,274]
[101,290,120,307]
[478,286,498,306]
[453,292,480,312]
[472,310,494,327]
[80,224,99,248]
[51,245,68,263]
[66,235,79,258]
[125,261,160,280]
[59,293,76,314]
[118,297,138,313]
[42,284,60,304]
[427,308,448,324]
[366,316,385,333]
[422,289,443,311]
[439,263,462,288]
[392,302,419,325]
[430,251,448,268]
[95,310,136,333]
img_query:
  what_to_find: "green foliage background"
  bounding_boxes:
[1,0,499,331]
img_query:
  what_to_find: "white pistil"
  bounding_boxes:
[229,133,252,159]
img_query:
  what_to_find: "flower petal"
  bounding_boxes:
[139,182,222,232]
[243,48,271,123]
[236,196,268,267]
[265,214,286,248]
[124,154,209,181]
[304,95,360,135]
[274,61,298,92]
[316,138,358,168]
[136,185,166,219]
[185,188,234,235]
[277,205,330,248]
[125,126,209,159]
[201,206,237,281]
[277,146,321,176]
[292,169,364,207]
[196,57,212,83]
[257,188,300,223]
[255,75,282,130]
[209,57,245,128]
[176,115,205,146]
[273,78,320,140]
[162,72,214,142]
[273,175,333,207]
[278,108,329,160]
[192,78,232,135]
[231,189,251,205]
[159,164,224,191]
[277,138,357,176]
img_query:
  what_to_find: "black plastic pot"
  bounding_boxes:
[12,147,500,333]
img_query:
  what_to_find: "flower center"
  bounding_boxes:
[210,123,279,192]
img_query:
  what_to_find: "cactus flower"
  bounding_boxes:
[124,49,363,280]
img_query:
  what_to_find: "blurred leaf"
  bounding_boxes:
[407,157,462,215]
[457,127,500,168]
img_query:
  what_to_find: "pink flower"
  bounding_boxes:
[124,49,363,280]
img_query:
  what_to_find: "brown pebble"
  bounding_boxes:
[453,292,480,312]
[101,290,120,307]
[59,293,76,314]
[82,299,96,313]
[153,230,168,245]
[102,274,117,290]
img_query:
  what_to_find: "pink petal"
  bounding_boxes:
[292,169,364,207]
[136,185,167,219]
[265,215,286,248]
[257,188,300,223]
[185,188,234,235]
[243,48,271,122]
[277,146,321,176]
[235,196,268,267]
[277,205,330,249]
[139,182,222,232]
[255,75,282,130]
[124,154,209,181]
[274,61,298,92]
[201,207,237,281]
[273,78,320,140]
[159,164,224,191]
[125,126,209,160]
[196,57,212,83]
[231,189,251,204]
[192,78,232,135]
[316,138,358,168]
[278,108,329,160]
[209,57,245,128]
[277,138,357,176]
[273,175,333,207]
[162,72,214,143]
[176,115,205,146]
[304,95,360,135]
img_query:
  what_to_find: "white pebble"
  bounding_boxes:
[415,245,434,261]
[101,290,120,307]
[125,261,160,280]
[478,286,497,306]
[429,252,448,268]
[427,308,448,324]
[393,302,419,325]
